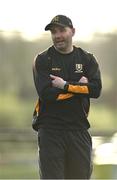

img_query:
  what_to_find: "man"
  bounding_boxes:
[33,15,102,179]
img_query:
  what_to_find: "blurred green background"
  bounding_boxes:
[0,0,117,178]
[0,31,117,179]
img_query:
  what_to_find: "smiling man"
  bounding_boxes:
[32,15,102,179]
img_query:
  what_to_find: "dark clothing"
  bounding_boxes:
[33,45,102,179]
[38,128,92,179]
[33,46,102,130]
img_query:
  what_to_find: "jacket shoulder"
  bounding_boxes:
[77,47,93,58]
[75,46,97,64]
[33,47,54,73]
[37,48,49,59]
[34,46,53,64]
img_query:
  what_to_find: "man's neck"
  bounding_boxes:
[54,46,74,54]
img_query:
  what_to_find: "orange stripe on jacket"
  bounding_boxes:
[68,85,89,94]
[35,100,40,115]
[57,93,74,100]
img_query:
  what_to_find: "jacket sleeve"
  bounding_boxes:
[64,54,102,98]
[33,54,74,102]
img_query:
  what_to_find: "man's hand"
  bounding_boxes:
[50,74,66,89]
[79,76,88,83]
[50,75,88,89]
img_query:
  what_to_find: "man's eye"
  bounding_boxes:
[51,30,56,34]
[60,29,65,32]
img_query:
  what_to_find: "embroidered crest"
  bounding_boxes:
[75,64,83,73]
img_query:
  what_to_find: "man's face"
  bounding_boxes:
[50,25,75,52]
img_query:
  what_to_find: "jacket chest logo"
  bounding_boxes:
[52,67,61,71]
[75,64,83,73]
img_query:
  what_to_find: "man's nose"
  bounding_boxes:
[55,31,61,38]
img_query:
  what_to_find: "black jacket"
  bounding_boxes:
[33,46,102,130]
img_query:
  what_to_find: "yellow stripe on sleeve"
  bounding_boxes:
[68,85,89,94]
[35,100,40,115]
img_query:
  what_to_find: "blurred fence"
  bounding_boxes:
[0,128,37,142]
[0,128,117,179]
[0,127,116,141]
[0,128,38,179]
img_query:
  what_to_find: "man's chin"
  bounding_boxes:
[55,43,65,50]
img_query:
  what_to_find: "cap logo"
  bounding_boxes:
[52,16,59,23]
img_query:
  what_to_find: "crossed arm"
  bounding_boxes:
[49,74,89,100]
[33,54,102,102]
[50,74,88,89]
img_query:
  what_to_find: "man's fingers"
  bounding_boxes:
[50,74,57,79]
[79,76,88,83]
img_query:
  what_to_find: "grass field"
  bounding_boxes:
[0,163,38,179]
[0,141,39,179]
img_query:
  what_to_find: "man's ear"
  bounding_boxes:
[72,28,75,36]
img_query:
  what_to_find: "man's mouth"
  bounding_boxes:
[55,40,64,44]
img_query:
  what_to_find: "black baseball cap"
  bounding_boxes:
[45,15,73,31]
